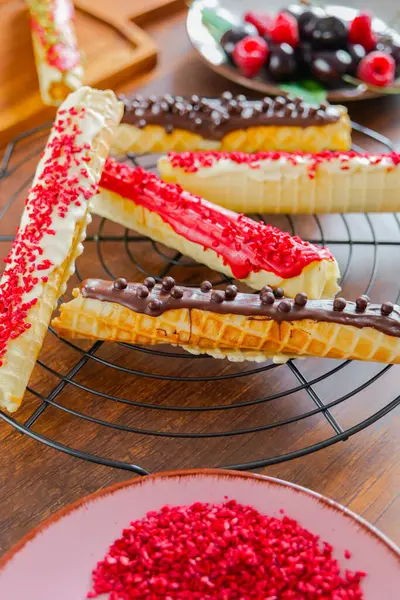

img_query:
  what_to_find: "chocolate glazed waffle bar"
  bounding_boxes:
[92,159,340,299]
[159,151,400,214]
[0,87,123,413]
[52,278,400,365]
[112,92,352,154]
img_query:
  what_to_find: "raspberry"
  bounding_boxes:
[357,51,396,87]
[232,36,269,78]
[349,11,377,52]
[244,11,273,37]
[270,12,299,47]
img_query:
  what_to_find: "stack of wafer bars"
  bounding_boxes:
[2,90,400,414]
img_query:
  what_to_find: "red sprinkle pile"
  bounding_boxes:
[0,107,96,366]
[100,159,333,280]
[88,499,366,600]
[167,150,400,180]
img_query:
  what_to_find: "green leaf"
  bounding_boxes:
[278,80,328,104]
[201,8,234,42]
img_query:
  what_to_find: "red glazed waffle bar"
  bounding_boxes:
[159,151,400,214]
[92,159,340,298]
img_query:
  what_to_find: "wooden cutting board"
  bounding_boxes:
[0,0,185,146]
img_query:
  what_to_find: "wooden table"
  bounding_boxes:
[0,9,399,557]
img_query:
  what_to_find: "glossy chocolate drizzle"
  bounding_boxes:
[81,279,400,338]
[119,92,342,141]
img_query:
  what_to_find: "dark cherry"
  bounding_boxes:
[346,44,367,74]
[268,44,298,81]
[296,41,313,75]
[220,25,258,60]
[311,50,352,86]
[297,7,326,40]
[311,16,348,50]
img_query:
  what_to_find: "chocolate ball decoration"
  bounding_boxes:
[170,286,184,299]
[333,297,346,311]
[355,295,369,312]
[148,299,162,312]
[381,302,394,316]
[273,287,284,298]
[136,285,149,299]
[161,276,175,291]
[200,280,213,293]
[143,277,156,289]
[278,300,291,312]
[260,291,275,305]
[113,277,128,290]
[211,290,224,303]
[225,285,238,300]
[294,292,308,306]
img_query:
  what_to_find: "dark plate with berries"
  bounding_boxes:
[187,0,400,102]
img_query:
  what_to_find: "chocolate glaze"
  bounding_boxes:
[81,280,400,338]
[119,93,342,141]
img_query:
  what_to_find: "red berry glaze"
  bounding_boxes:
[232,36,269,78]
[357,51,396,87]
[349,11,377,52]
[100,158,334,281]
[88,500,366,599]
[270,12,299,48]
[244,11,273,37]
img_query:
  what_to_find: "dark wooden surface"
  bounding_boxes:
[0,9,399,557]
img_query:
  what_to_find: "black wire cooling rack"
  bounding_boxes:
[0,121,400,476]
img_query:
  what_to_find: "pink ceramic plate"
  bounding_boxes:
[0,469,399,599]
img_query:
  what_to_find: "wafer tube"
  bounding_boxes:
[0,87,123,412]
[112,93,351,154]
[93,159,340,299]
[26,0,84,106]
[159,151,400,214]
[52,280,400,364]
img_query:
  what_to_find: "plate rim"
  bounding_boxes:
[1,468,399,574]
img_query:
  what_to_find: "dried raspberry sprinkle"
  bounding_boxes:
[0,108,93,364]
[88,500,366,599]
[100,159,333,280]
[167,150,400,179]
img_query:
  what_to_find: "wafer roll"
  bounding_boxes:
[112,93,351,154]
[159,151,400,214]
[0,87,123,412]
[26,0,83,106]
[93,159,340,299]
[52,280,400,364]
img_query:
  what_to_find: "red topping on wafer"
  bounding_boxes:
[100,159,334,281]
[167,150,400,179]
[0,108,95,365]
